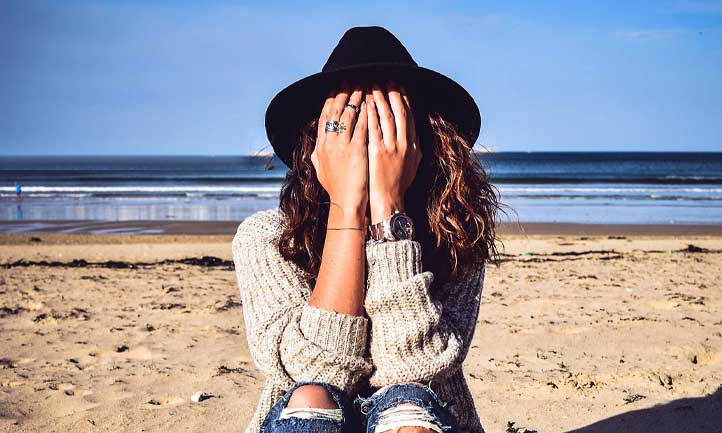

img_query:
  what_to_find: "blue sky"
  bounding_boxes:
[1,0,721,155]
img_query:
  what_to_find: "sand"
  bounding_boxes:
[1,229,721,432]
[4,220,722,236]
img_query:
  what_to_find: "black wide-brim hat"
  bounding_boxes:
[265,26,481,168]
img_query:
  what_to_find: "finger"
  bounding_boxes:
[328,82,350,143]
[317,91,336,141]
[366,93,383,151]
[400,90,418,151]
[351,99,368,147]
[386,80,407,148]
[340,87,363,139]
[371,84,396,151]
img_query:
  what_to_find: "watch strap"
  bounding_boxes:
[368,220,386,242]
[367,210,414,242]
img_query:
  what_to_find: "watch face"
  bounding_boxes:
[389,213,414,240]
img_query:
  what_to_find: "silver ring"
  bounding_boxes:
[344,103,360,114]
[324,120,340,133]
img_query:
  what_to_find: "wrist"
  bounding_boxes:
[328,202,367,228]
[370,199,405,225]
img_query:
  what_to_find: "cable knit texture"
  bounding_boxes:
[232,207,487,433]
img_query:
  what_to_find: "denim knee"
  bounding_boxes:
[354,381,457,433]
[260,381,362,433]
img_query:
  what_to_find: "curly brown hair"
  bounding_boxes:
[276,107,502,286]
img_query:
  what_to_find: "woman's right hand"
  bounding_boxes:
[311,84,368,221]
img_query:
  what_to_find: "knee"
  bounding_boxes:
[286,384,338,409]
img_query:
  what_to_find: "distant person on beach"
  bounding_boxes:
[232,26,501,433]
[15,182,22,197]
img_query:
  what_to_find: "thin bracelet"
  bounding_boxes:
[327,227,365,231]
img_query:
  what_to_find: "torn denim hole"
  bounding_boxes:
[357,379,452,417]
[373,403,452,433]
[278,407,345,422]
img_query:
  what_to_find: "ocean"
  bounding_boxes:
[1,152,721,226]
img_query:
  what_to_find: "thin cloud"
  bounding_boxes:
[612,27,719,40]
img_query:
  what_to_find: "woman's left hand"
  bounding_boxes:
[366,80,423,225]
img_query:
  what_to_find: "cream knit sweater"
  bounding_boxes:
[231,207,487,433]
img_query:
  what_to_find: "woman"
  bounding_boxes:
[232,26,500,433]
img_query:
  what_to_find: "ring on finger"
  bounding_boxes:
[324,120,340,133]
[344,103,360,115]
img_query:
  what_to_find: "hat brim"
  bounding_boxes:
[264,63,481,168]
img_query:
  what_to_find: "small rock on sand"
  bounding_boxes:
[191,391,215,403]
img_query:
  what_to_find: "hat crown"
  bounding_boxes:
[322,26,417,73]
[265,25,481,168]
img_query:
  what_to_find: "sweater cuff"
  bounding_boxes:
[299,304,368,357]
[366,239,423,285]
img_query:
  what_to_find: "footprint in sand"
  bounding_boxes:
[96,345,155,361]
[681,344,722,366]
[146,396,185,407]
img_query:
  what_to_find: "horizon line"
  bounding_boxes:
[2,150,722,157]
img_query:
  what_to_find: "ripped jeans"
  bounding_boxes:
[260,380,459,433]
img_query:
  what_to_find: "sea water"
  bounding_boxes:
[1,152,721,225]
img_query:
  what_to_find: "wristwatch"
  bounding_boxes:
[367,210,415,243]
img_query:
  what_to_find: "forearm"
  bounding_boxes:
[310,204,367,317]
[364,239,485,386]
[232,210,372,393]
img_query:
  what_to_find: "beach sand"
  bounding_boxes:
[1,226,721,432]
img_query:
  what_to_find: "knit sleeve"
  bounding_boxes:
[364,239,485,387]
[231,209,372,396]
